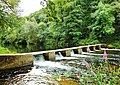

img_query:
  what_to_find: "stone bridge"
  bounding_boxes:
[0,44,106,69]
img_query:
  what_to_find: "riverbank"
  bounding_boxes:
[0,46,13,54]
[1,41,120,54]
[107,41,120,48]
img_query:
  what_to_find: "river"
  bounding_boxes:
[0,48,120,85]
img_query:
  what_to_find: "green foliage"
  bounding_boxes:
[53,73,61,80]
[1,0,120,50]
[0,0,20,29]
[52,70,72,81]
[0,46,11,54]
[63,70,72,78]
[62,1,83,46]
[108,41,120,48]
[79,39,99,45]
[79,61,120,85]
[89,1,115,39]
[22,19,38,44]
[111,1,120,34]
[45,0,91,47]
[51,59,120,85]
[0,0,22,44]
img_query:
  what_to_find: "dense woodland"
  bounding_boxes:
[0,0,120,51]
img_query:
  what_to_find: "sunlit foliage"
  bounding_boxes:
[1,0,120,50]
[89,1,115,39]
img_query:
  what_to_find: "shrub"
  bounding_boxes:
[0,46,12,54]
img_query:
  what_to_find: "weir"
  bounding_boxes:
[24,44,104,56]
[0,44,105,69]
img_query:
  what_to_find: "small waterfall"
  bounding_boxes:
[58,52,64,57]
[34,54,45,63]
[71,50,75,56]
[33,53,70,70]
[70,50,93,58]
[55,52,64,60]
[56,51,78,60]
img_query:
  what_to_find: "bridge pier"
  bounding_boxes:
[43,52,55,60]
[48,52,55,60]
[61,49,71,57]
[88,45,96,52]
[98,45,101,50]
[65,50,71,56]
[93,46,96,51]
[77,48,83,54]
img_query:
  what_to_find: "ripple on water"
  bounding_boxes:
[0,50,120,85]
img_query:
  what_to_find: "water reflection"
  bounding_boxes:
[0,65,32,85]
[2,44,44,53]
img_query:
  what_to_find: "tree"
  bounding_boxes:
[111,1,120,34]
[0,0,20,28]
[89,1,115,39]
[0,0,20,43]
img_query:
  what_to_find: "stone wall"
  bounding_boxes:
[0,54,34,69]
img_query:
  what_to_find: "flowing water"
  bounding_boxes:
[0,49,120,85]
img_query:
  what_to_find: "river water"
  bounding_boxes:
[0,49,120,85]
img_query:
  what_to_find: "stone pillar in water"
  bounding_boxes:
[93,46,96,51]
[98,45,101,50]
[78,48,82,54]
[48,52,55,60]
[43,52,55,60]
[65,50,71,57]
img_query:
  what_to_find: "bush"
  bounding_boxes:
[79,39,100,45]
[0,46,12,54]
[108,41,120,48]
